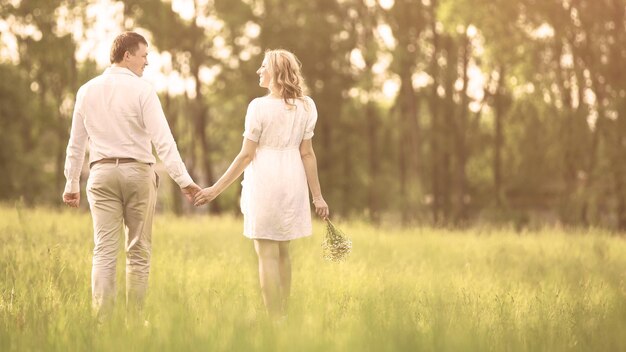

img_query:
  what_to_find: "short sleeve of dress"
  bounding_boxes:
[242,99,261,142]
[303,97,318,140]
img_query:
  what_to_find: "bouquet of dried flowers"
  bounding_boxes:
[322,219,352,262]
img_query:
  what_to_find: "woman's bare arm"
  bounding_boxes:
[194,138,258,206]
[300,138,329,218]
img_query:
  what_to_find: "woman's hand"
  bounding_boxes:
[194,186,219,206]
[312,196,329,219]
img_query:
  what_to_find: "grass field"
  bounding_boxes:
[1,204,625,351]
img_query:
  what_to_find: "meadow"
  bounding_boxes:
[1,204,625,351]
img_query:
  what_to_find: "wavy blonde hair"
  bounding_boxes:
[265,49,308,107]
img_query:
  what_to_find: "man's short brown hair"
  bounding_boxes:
[110,32,148,64]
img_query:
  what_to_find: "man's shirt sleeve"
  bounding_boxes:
[63,89,88,194]
[141,87,193,188]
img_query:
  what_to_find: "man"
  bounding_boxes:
[62,31,200,324]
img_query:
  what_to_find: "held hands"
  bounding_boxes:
[181,182,202,202]
[62,192,80,208]
[194,186,219,206]
[312,196,329,219]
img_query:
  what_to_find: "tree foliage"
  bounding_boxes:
[1,0,625,229]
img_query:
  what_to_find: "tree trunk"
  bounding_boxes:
[429,0,441,224]
[164,93,183,215]
[455,33,471,224]
[580,63,607,226]
[398,117,408,224]
[493,65,506,207]
[192,65,220,213]
[610,0,626,230]
[441,35,456,223]
[366,102,380,224]
[397,68,420,225]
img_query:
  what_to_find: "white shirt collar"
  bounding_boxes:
[104,66,139,77]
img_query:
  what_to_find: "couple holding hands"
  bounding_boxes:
[62,32,329,323]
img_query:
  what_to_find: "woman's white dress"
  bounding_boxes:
[240,96,318,241]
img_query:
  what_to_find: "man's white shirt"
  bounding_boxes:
[64,66,193,194]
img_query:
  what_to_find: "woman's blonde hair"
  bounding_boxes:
[265,49,307,106]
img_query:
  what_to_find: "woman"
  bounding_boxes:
[194,49,329,319]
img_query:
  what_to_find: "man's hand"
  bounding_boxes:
[181,183,202,202]
[63,192,80,208]
[194,186,219,206]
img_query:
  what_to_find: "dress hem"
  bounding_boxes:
[244,232,312,241]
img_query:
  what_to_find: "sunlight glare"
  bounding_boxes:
[350,48,366,70]
[383,79,399,99]
[172,0,195,21]
[379,0,394,10]
[532,23,554,39]
[376,24,396,49]
[412,72,432,89]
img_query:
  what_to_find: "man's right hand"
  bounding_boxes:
[181,182,201,202]
[63,192,80,208]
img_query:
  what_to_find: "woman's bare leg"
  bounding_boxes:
[253,239,281,317]
[278,241,291,314]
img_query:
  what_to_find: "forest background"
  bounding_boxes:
[1,0,625,230]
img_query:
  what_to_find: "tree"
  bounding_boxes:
[122,0,223,213]
[1,0,90,204]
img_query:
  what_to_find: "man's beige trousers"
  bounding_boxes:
[86,162,158,322]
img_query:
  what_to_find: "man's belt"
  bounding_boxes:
[90,158,140,169]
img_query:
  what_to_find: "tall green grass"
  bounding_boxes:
[1,204,625,351]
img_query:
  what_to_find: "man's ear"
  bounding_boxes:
[123,51,131,61]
